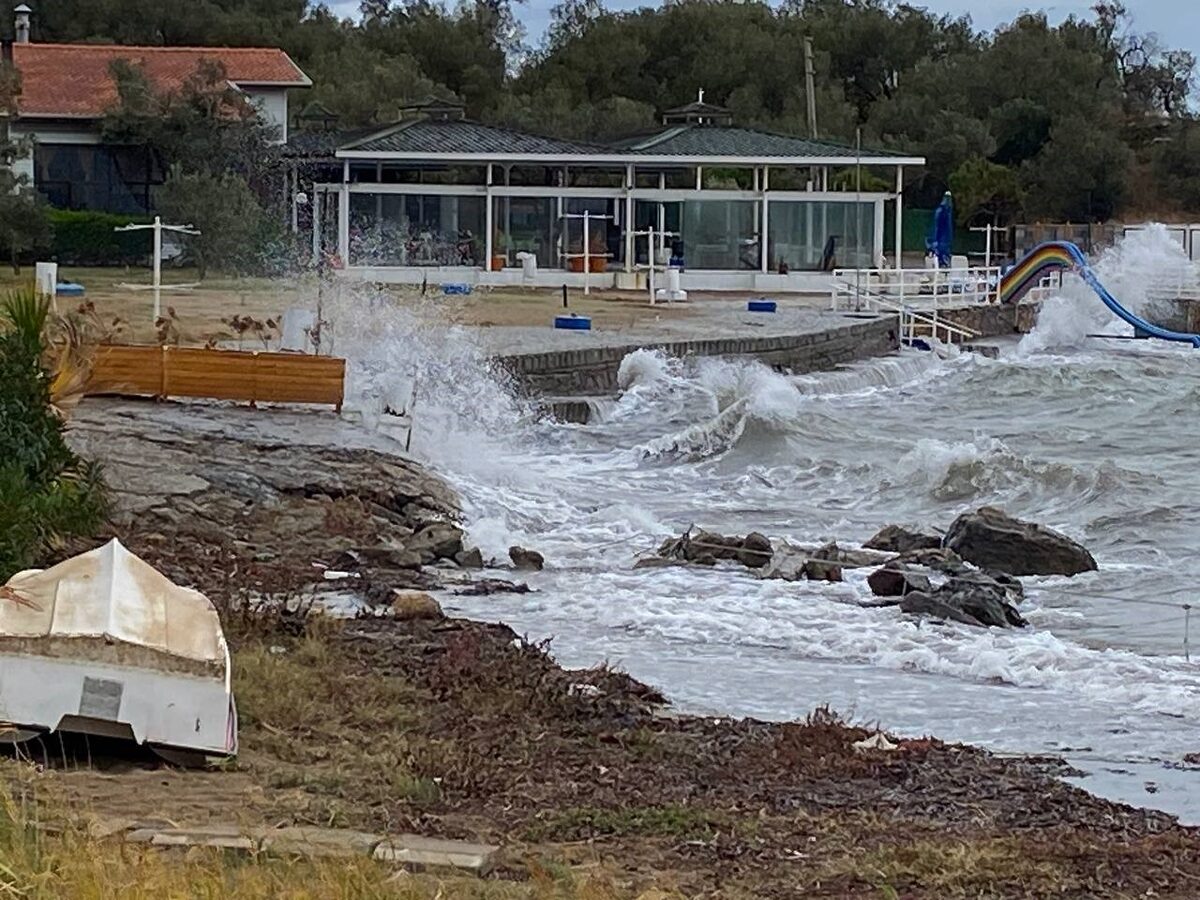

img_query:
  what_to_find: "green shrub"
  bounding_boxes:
[0,288,107,578]
[47,209,152,266]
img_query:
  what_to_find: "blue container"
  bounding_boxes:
[441,282,471,295]
[56,282,86,297]
[554,314,592,331]
[747,298,776,313]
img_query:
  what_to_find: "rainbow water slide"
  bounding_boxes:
[998,240,1200,348]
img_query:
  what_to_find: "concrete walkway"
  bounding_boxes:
[483,300,900,396]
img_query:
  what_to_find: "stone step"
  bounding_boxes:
[114,821,498,875]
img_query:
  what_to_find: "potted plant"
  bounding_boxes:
[491,233,509,270]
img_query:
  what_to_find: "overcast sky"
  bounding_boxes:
[328,0,1200,59]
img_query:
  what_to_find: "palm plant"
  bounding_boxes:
[0,286,108,579]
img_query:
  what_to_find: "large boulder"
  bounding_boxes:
[867,563,932,598]
[509,546,545,571]
[944,507,1096,577]
[407,522,465,562]
[864,525,942,554]
[737,532,774,568]
[900,580,1026,629]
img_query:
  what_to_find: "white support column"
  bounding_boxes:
[624,164,635,273]
[311,188,321,264]
[894,165,904,270]
[338,161,350,266]
[657,172,666,258]
[874,199,885,267]
[485,164,494,271]
[760,166,770,273]
[375,161,383,223]
[695,166,702,191]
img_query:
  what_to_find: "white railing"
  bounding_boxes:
[830,264,1003,313]
[830,275,982,345]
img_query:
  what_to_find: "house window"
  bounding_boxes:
[34,144,165,214]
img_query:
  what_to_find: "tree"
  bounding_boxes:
[0,60,52,272]
[157,168,270,279]
[948,157,1025,225]
[102,58,280,180]
[1023,116,1132,221]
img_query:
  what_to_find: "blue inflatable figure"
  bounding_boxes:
[926,191,954,268]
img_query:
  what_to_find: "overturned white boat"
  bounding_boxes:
[0,539,237,760]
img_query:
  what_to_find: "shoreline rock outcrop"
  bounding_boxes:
[944,507,1097,576]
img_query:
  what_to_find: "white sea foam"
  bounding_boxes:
[324,229,1200,776]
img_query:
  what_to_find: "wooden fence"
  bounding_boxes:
[87,345,346,411]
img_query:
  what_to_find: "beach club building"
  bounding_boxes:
[293,99,925,293]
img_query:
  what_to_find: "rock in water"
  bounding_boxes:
[408,523,465,562]
[898,575,1027,629]
[864,525,942,554]
[811,541,890,569]
[391,590,443,620]
[867,563,932,597]
[803,559,843,582]
[509,546,545,571]
[737,532,774,568]
[944,507,1096,576]
[455,547,485,569]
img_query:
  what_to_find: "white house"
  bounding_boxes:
[5,4,310,214]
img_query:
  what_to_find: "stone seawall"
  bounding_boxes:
[939,302,1041,339]
[495,316,901,396]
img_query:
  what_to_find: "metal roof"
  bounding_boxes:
[340,119,607,156]
[619,125,906,160]
[335,118,921,166]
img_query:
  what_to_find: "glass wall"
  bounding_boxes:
[681,199,759,270]
[349,192,485,266]
[562,198,619,269]
[35,144,164,213]
[769,200,876,271]
[492,196,558,268]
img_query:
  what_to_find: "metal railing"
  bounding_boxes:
[831,264,1004,313]
[831,267,989,344]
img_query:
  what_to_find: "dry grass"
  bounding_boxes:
[837,836,1068,898]
[0,786,643,900]
[0,266,695,347]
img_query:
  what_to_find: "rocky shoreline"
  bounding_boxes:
[39,397,1200,896]
[648,507,1096,631]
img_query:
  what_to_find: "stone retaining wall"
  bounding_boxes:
[936,301,1041,340]
[496,316,901,396]
[938,302,1041,340]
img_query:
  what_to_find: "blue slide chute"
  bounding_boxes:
[1000,240,1200,348]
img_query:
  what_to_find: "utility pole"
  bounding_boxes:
[803,36,818,140]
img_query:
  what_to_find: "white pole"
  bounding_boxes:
[311,189,321,265]
[894,165,904,272]
[152,215,162,321]
[582,209,591,296]
[648,224,656,305]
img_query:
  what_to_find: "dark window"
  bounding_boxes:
[34,144,165,214]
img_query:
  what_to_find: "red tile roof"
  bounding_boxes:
[12,43,310,118]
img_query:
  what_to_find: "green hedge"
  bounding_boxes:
[47,209,154,266]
